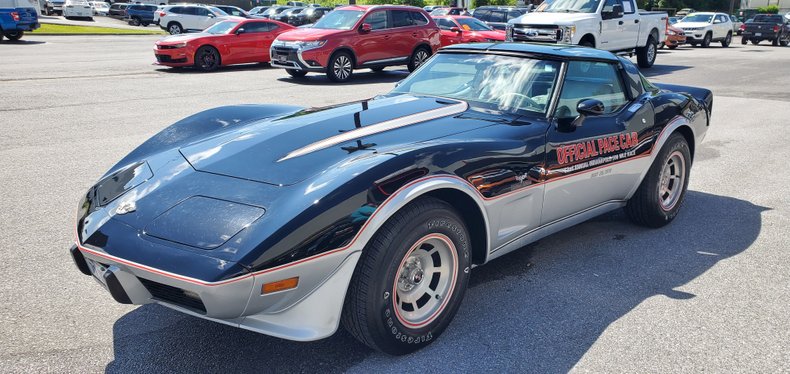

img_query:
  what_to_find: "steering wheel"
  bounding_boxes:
[498,92,541,111]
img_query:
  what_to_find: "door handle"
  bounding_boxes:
[618,20,623,25]
[412,32,418,37]
[634,19,639,23]
[383,35,390,39]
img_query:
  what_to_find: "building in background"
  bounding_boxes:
[740,0,790,13]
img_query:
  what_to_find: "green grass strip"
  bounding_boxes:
[32,23,165,35]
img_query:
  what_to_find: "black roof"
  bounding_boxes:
[440,42,620,62]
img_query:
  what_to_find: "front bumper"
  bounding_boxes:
[665,35,686,46]
[154,46,191,66]
[71,237,361,341]
[269,45,327,72]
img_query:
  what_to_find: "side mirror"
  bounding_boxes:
[208,13,215,18]
[360,23,372,33]
[450,26,462,33]
[236,27,245,34]
[572,99,605,127]
[602,4,623,20]
[713,19,721,24]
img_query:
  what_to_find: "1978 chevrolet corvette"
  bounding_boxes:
[71,43,711,355]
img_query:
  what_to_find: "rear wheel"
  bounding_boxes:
[721,31,732,47]
[327,51,353,82]
[194,46,220,72]
[636,35,657,68]
[285,69,307,78]
[342,197,471,355]
[625,133,691,228]
[407,47,430,72]
[701,32,711,47]
[167,22,182,35]
[3,31,23,41]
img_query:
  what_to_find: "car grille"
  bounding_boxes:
[510,24,561,43]
[157,44,179,49]
[138,277,207,313]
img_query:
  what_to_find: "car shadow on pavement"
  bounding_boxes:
[0,40,46,45]
[278,70,408,86]
[106,191,766,373]
[154,63,274,74]
[641,64,692,77]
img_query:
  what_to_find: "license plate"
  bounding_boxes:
[277,55,287,63]
[755,33,762,36]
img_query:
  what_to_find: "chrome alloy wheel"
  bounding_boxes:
[413,49,429,69]
[393,234,458,328]
[647,41,656,64]
[659,151,686,211]
[332,55,352,81]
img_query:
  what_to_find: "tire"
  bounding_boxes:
[701,32,711,48]
[625,133,691,228]
[130,17,140,26]
[407,47,430,72]
[752,39,760,45]
[285,69,307,78]
[370,66,385,72]
[167,22,182,35]
[636,35,657,68]
[667,44,677,49]
[772,37,779,46]
[741,36,748,45]
[579,40,594,47]
[326,51,353,82]
[781,40,789,47]
[721,32,731,47]
[141,21,149,27]
[0,33,4,41]
[689,42,697,47]
[342,197,471,355]
[658,42,664,49]
[3,31,23,41]
[194,46,220,72]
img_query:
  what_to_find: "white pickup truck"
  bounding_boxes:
[505,0,667,68]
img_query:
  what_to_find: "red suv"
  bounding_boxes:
[270,5,441,82]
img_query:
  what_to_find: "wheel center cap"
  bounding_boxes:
[411,269,424,284]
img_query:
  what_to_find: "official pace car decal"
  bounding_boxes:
[553,132,644,174]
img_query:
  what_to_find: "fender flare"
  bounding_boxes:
[626,116,696,198]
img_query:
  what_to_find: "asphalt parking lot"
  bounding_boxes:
[1,36,788,373]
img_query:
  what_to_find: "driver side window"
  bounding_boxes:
[602,0,623,13]
[555,61,629,119]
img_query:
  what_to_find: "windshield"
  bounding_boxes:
[312,9,363,30]
[682,14,713,23]
[456,17,492,31]
[431,8,449,15]
[391,53,560,115]
[203,20,239,34]
[543,0,601,13]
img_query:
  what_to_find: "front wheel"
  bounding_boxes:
[625,133,691,228]
[721,32,732,47]
[741,36,748,45]
[701,32,711,47]
[407,47,430,72]
[342,197,471,355]
[194,46,220,72]
[326,51,353,82]
[636,35,657,68]
[3,31,23,41]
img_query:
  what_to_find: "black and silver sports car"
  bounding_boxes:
[71,43,712,355]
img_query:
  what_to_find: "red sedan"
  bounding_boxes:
[154,18,295,71]
[432,16,506,47]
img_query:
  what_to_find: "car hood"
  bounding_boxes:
[157,33,215,44]
[274,27,345,40]
[511,11,597,25]
[179,95,486,186]
[675,22,711,28]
